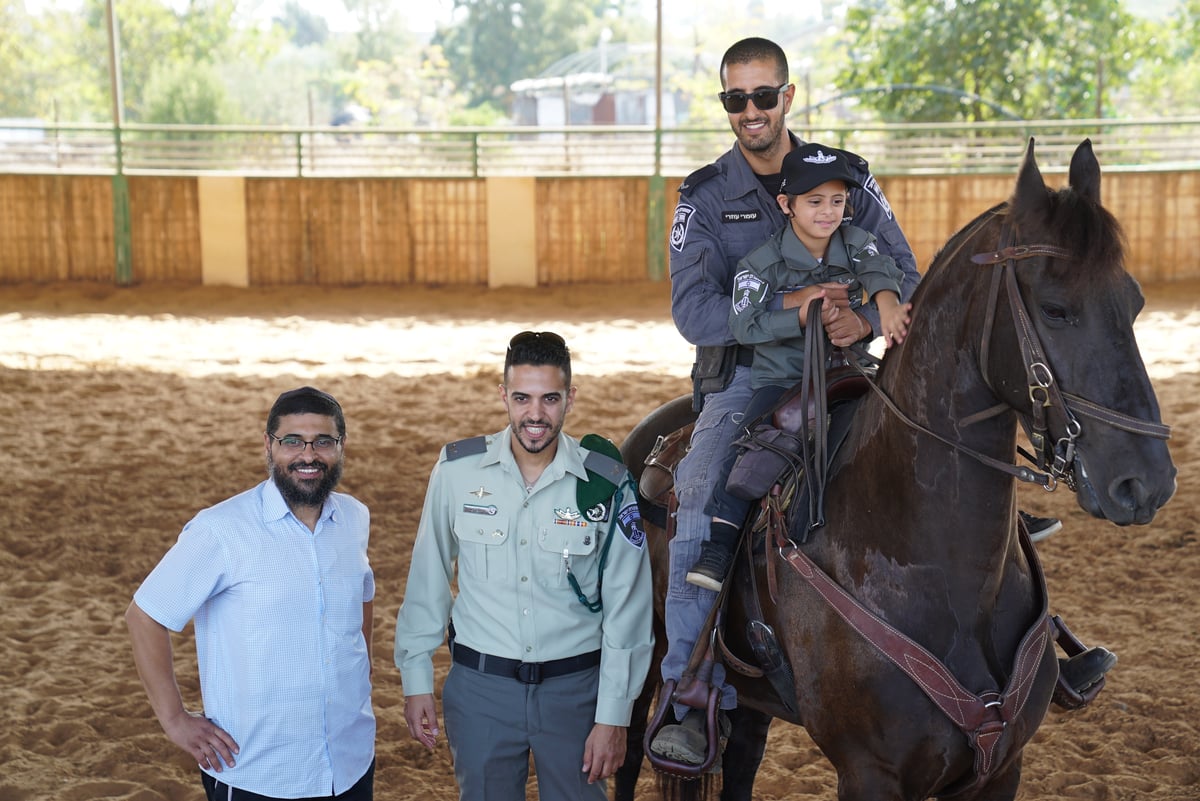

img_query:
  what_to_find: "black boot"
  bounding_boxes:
[1059,646,1117,694]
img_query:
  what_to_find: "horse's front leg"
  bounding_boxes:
[719,706,772,801]
[834,751,1022,801]
[614,682,658,801]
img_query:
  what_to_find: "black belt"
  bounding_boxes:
[451,642,601,685]
[735,344,755,366]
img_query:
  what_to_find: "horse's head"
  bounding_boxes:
[980,139,1176,524]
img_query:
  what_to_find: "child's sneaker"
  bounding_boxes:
[686,541,733,591]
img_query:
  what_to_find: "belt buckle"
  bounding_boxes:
[515,661,543,684]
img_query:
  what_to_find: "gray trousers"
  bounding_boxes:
[442,662,607,801]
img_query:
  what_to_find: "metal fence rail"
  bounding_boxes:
[2,118,1199,177]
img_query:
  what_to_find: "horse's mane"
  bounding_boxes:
[919,180,1128,301]
[1013,185,1128,281]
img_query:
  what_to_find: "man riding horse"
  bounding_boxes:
[651,36,1116,767]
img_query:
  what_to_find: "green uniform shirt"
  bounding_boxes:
[731,222,904,389]
[393,427,654,726]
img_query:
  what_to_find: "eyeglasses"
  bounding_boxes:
[717,84,790,114]
[507,330,567,353]
[267,433,343,453]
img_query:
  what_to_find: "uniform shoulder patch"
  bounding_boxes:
[732,269,769,315]
[678,163,719,197]
[445,435,488,461]
[670,203,696,253]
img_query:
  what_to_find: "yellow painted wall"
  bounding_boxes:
[486,177,537,288]
[198,176,249,287]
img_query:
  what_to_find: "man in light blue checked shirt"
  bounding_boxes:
[126,386,376,801]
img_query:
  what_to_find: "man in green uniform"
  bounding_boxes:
[394,330,653,801]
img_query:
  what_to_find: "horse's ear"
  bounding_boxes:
[1011,137,1049,216]
[1068,139,1101,203]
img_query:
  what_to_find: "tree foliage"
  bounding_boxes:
[1,0,1199,128]
[433,0,631,109]
[1127,0,1200,115]
[836,0,1142,122]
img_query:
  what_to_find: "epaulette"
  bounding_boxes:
[837,146,870,173]
[679,163,720,197]
[444,435,488,461]
[841,224,874,250]
[583,448,627,485]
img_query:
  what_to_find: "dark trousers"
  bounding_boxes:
[201,759,374,801]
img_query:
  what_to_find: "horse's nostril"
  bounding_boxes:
[1111,476,1149,512]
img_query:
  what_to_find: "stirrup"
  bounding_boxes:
[1049,614,1107,710]
[643,677,723,778]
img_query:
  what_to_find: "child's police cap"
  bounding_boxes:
[780,143,862,195]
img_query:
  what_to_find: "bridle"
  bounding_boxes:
[968,222,1171,488]
[853,216,1171,492]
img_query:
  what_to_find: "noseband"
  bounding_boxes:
[967,223,1171,489]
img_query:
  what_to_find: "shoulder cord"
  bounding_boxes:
[566,475,638,613]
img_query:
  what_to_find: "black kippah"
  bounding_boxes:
[269,386,342,420]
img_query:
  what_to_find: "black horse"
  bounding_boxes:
[615,140,1176,801]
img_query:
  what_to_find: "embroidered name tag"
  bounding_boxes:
[722,210,761,223]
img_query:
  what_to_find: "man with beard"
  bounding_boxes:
[652,36,1106,767]
[394,331,653,801]
[654,35,922,766]
[126,386,375,801]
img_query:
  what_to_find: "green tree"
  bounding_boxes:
[1128,0,1200,115]
[142,59,232,125]
[276,0,330,48]
[434,0,631,109]
[836,0,1141,122]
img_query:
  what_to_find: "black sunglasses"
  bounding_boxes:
[507,330,567,352]
[717,84,790,114]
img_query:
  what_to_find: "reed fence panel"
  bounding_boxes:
[536,178,649,284]
[0,174,113,282]
[128,176,201,283]
[2,171,1198,286]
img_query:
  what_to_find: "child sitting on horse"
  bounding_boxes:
[687,142,911,591]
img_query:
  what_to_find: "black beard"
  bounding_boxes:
[515,421,557,454]
[271,458,343,509]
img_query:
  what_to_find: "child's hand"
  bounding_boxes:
[881,302,912,348]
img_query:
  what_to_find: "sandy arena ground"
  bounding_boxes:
[0,278,1196,800]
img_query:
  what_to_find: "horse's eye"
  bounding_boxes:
[1040,303,1069,323]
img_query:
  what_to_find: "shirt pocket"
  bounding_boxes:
[537,523,599,587]
[454,511,511,583]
